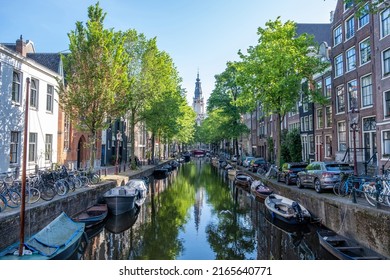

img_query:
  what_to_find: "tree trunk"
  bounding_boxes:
[129,111,137,170]
[276,113,282,168]
[89,131,96,171]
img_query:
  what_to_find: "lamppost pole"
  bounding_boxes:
[349,108,359,177]
[115,131,122,175]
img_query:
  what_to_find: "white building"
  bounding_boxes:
[0,36,63,176]
[192,72,205,126]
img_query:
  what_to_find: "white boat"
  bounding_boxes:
[103,184,139,215]
[264,194,311,225]
[125,179,148,207]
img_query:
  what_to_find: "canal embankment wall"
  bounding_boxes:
[257,174,390,258]
[0,162,166,252]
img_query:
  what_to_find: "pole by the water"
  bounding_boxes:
[19,77,30,256]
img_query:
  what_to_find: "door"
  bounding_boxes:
[363,117,376,163]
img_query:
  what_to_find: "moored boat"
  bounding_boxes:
[72,203,108,228]
[250,180,273,201]
[234,172,253,189]
[125,178,148,207]
[0,212,86,260]
[264,194,311,225]
[153,168,169,180]
[317,228,387,260]
[103,185,139,215]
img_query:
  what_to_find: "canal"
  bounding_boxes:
[77,159,336,260]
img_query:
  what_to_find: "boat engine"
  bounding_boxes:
[291,201,304,223]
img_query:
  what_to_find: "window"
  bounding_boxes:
[324,76,331,98]
[358,4,369,28]
[334,25,342,46]
[10,131,20,164]
[336,85,345,113]
[381,8,390,38]
[300,117,304,131]
[383,131,390,156]
[28,133,37,162]
[385,91,390,118]
[325,135,332,157]
[12,71,21,103]
[46,84,54,113]
[346,48,356,71]
[317,108,323,129]
[30,78,38,109]
[45,134,53,161]
[64,114,70,150]
[335,54,343,77]
[309,115,313,131]
[338,122,347,152]
[383,48,390,77]
[344,1,353,10]
[325,106,332,128]
[345,16,355,40]
[347,80,358,110]
[304,116,309,131]
[360,38,371,65]
[361,74,372,107]
[309,135,314,154]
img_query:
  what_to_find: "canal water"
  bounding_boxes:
[77,159,336,260]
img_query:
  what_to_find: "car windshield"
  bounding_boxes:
[290,165,307,170]
[325,164,353,171]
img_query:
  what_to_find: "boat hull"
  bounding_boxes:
[103,186,138,215]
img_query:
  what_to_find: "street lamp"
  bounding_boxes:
[115,131,122,174]
[349,108,360,176]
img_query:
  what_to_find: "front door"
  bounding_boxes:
[363,117,376,163]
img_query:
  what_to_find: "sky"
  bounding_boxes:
[0,0,337,105]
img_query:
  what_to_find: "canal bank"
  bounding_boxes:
[0,162,169,251]
[245,168,390,259]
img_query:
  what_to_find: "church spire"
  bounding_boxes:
[193,71,204,125]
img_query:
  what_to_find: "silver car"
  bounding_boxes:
[296,161,354,193]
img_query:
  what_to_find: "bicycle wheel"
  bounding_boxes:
[333,182,341,196]
[90,174,100,185]
[79,176,90,187]
[5,190,21,208]
[26,187,41,204]
[55,180,68,196]
[0,194,7,212]
[72,177,82,189]
[363,183,377,207]
[40,184,56,201]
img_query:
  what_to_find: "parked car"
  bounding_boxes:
[296,161,354,193]
[277,162,308,185]
[242,156,255,168]
[249,157,267,172]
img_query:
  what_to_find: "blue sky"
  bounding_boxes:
[0,0,337,105]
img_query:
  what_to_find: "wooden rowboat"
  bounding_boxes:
[317,228,386,260]
[250,180,273,201]
[72,203,108,228]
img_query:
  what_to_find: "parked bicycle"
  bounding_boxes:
[0,173,22,208]
[362,175,390,207]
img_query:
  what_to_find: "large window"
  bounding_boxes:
[325,106,332,128]
[10,131,20,164]
[28,133,37,162]
[338,122,347,152]
[30,78,38,109]
[384,90,390,118]
[361,74,373,107]
[335,54,344,77]
[46,84,54,113]
[347,80,358,110]
[346,48,356,72]
[358,4,369,28]
[325,135,332,158]
[383,48,390,77]
[336,85,345,113]
[12,71,21,103]
[333,25,342,46]
[317,108,323,129]
[324,76,331,98]
[45,134,53,161]
[360,38,371,65]
[64,114,70,150]
[345,16,355,40]
[381,8,390,38]
[383,131,390,156]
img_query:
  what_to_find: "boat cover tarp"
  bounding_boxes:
[25,212,84,257]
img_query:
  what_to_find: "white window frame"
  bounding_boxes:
[333,25,342,46]
[335,54,344,77]
[46,84,54,113]
[346,47,356,72]
[347,80,358,111]
[12,71,21,104]
[345,16,355,40]
[381,8,390,38]
[359,38,371,66]
[358,4,369,29]
[30,78,39,109]
[361,74,373,107]
[383,48,390,78]
[338,121,347,152]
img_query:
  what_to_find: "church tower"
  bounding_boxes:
[192,71,204,125]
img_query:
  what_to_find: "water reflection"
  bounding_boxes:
[79,159,336,260]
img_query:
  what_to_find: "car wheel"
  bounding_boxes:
[314,179,322,193]
[285,175,290,185]
[296,177,303,189]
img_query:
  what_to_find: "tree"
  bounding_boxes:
[122,30,161,169]
[343,0,389,15]
[238,18,329,167]
[207,62,250,156]
[58,3,129,169]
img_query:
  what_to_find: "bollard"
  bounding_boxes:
[352,188,357,203]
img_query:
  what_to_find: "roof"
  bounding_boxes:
[296,23,331,45]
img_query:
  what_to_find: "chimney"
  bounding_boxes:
[16,35,27,57]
